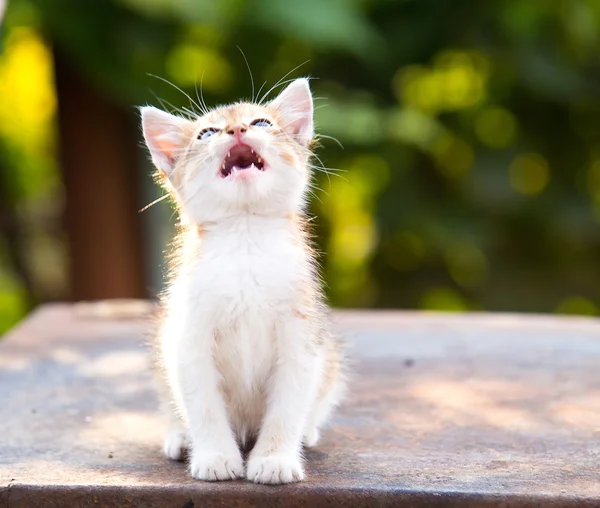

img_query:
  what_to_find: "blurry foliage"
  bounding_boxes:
[0,8,64,334]
[1,0,600,331]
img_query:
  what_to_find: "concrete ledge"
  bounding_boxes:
[1,303,599,507]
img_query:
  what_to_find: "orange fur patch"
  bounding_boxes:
[281,151,295,165]
[293,308,309,320]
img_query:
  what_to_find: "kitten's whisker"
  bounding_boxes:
[147,73,203,115]
[308,184,326,199]
[308,163,349,186]
[309,165,348,179]
[305,185,324,204]
[168,207,179,224]
[314,165,331,187]
[258,62,312,104]
[309,152,345,173]
[181,106,200,118]
[237,46,255,103]
[148,91,193,119]
[139,193,171,213]
[194,70,210,116]
[201,70,210,115]
[255,80,268,103]
[311,168,347,177]
[165,150,213,181]
[315,134,344,150]
[308,176,329,199]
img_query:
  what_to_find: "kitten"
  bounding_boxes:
[141,79,345,484]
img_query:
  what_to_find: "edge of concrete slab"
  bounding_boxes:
[4,484,600,508]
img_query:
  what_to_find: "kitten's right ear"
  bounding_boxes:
[140,107,190,175]
[271,78,313,146]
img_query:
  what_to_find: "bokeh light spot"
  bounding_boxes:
[555,296,598,316]
[420,287,469,311]
[475,107,517,148]
[388,108,442,149]
[0,27,57,197]
[394,51,489,114]
[0,272,28,335]
[509,153,549,195]
[166,45,232,93]
[445,243,489,288]
[433,135,474,180]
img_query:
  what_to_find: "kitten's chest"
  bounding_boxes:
[192,222,304,318]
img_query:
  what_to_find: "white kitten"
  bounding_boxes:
[141,79,345,484]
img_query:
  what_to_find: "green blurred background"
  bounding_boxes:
[1,0,600,333]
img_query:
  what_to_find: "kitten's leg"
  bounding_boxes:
[162,401,189,460]
[246,317,321,484]
[304,341,345,447]
[303,374,344,447]
[153,361,189,460]
[166,327,244,481]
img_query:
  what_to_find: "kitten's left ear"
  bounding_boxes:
[271,78,314,146]
[140,107,191,176]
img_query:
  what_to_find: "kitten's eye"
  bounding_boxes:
[198,127,219,140]
[250,118,272,127]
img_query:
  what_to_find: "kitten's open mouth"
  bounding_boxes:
[221,144,265,177]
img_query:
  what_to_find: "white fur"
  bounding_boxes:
[142,79,343,484]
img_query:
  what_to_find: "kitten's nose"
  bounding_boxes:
[226,124,247,136]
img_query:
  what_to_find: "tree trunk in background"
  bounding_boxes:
[54,50,146,300]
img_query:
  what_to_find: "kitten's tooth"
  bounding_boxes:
[257,156,262,163]
[227,151,231,158]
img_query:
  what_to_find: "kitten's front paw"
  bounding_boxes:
[190,451,244,481]
[303,427,320,448]
[246,454,305,484]
[163,428,188,461]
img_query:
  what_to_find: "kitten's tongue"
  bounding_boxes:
[221,145,264,177]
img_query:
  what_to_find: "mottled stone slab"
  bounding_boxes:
[1,303,599,507]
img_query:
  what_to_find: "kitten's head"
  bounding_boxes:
[141,78,314,223]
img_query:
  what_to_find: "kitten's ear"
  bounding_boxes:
[271,78,314,145]
[140,107,191,175]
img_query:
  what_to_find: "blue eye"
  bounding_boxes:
[251,118,272,127]
[198,127,219,140]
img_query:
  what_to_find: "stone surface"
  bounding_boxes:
[1,302,599,507]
